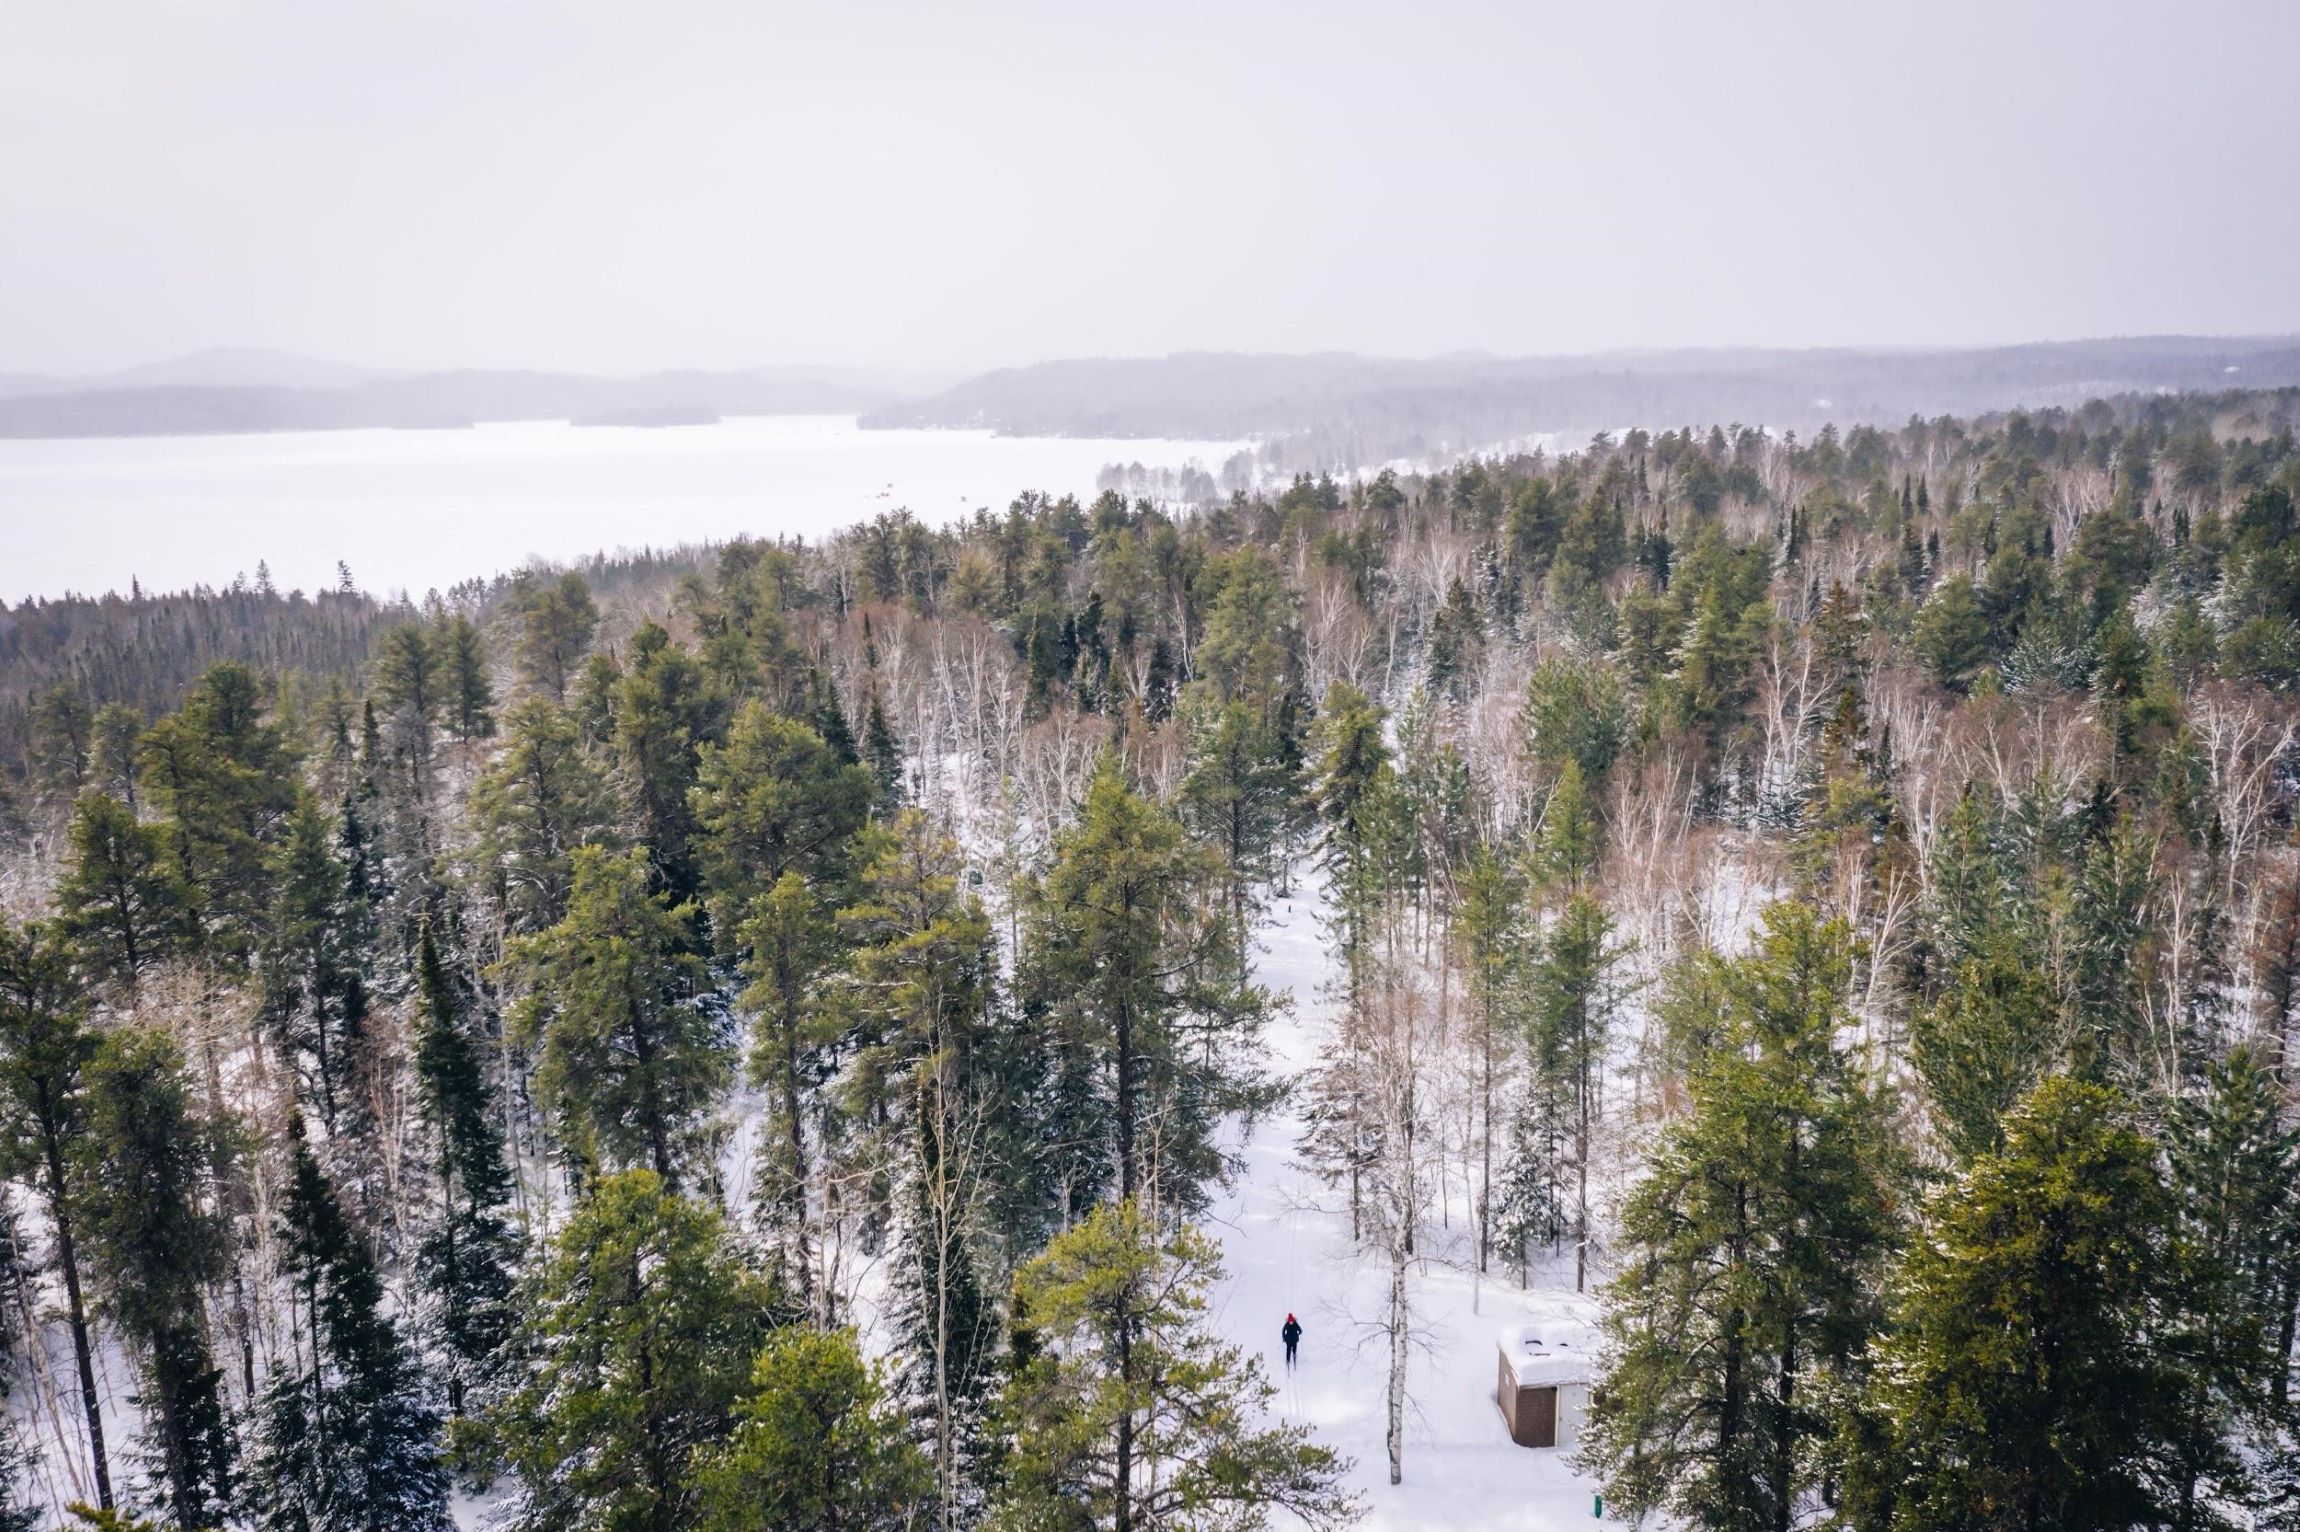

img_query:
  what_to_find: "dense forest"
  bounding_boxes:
[4,383,2300,1530]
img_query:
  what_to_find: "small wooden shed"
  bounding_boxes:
[1496,1326,1591,1450]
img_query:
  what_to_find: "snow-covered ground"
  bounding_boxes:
[1205,886,1611,1531]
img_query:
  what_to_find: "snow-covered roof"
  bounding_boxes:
[1497,1325,1592,1387]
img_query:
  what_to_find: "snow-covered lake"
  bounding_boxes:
[0,415,1248,603]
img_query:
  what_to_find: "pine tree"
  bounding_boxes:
[1176,698,1298,971]
[989,1198,1356,1532]
[511,571,599,703]
[1456,845,1526,1275]
[471,697,617,934]
[511,846,727,1189]
[613,621,721,901]
[1844,1077,2209,1531]
[1526,891,1622,1292]
[55,791,191,998]
[79,1027,236,1529]
[1019,755,1270,1208]
[0,917,115,1509]
[690,699,874,933]
[372,622,445,798]
[485,1171,783,1532]
[410,924,516,1419]
[136,663,298,957]
[691,1327,930,1532]
[1909,933,2065,1162]
[250,1117,449,1532]
[1531,757,1601,894]
[88,703,145,810]
[1585,903,1899,1532]
[736,872,836,1314]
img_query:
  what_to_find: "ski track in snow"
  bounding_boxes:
[1214,883,1609,1532]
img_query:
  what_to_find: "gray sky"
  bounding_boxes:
[4,0,2296,377]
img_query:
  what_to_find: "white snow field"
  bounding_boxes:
[1206,886,1611,1532]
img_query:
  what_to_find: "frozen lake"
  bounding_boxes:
[0,414,1248,601]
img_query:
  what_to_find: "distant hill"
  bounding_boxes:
[96,346,395,391]
[0,362,930,437]
[863,338,2300,468]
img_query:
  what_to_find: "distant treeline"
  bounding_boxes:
[869,339,2300,471]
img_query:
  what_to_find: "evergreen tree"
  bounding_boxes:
[30,682,95,803]
[1456,844,1527,1275]
[511,846,727,1188]
[0,916,115,1509]
[862,686,905,807]
[79,1027,236,1529]
[439,614,496,744]
[486,1171,783,1532]
[837,812,1004,1523]
[989,1198,1355,1532]
[613,621,721,900]
[689,699,874,933]
[410,924,516,1419]
[511,571,599,703]
[1586,903,1899,1532]
[1845,1077,2214,1531]
[55,791,191,997]
[1526,891,1621,1291]
[372,622,445,798]
[1176,698,1297,971]
[1909,933,2064,1162]
[471,697,617,933]
[250,1118,449,1532]
[259,794,373,1133]
[692,1326,930,1532]
[1531,757,1601,894]
[736,872,836,1314]
[87,702,146,809]
[136,663,298,956]
[1019,755,1270,1208]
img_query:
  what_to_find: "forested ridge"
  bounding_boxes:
[3,383,2300,1530]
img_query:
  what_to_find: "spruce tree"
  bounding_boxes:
[79,1027,236,1529]
[372,622,445,799]
[410,924,516,1419]
[438,614,496,744]
[863,686,905,807]
[260,794,373,1133]
[250,1118,449,1532]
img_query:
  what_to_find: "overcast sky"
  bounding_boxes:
[4,0,2296,377]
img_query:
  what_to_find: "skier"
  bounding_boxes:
[1282,1313,1302,1368]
